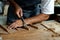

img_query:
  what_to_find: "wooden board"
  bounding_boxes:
[0,23,55,40]
[0,20,60,40]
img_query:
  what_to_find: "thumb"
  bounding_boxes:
[19,9,23,17]
[16,11,21,18]
[20,9,23,17]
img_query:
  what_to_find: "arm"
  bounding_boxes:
[24,0,54,24]
[8,13,49,29]
[8,0,54,29]
[8,0,23,17]
[24,14,50,24]
[8,0,19,8]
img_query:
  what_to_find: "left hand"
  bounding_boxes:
[8,20,23,29]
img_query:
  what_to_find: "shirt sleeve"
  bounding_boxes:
[41,0,55,14]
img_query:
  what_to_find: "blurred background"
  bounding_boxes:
[0,0,60,25]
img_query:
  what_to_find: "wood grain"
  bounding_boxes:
[0,20,60,40]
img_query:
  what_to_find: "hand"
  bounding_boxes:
[8,20,23,29]
[15,6,23,18]
[8,19,31,29]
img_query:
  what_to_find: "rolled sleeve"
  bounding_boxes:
[41,0,54,14]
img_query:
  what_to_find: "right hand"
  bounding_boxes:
[15,6,23,18]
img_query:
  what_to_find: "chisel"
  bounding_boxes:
[20,16,29,30]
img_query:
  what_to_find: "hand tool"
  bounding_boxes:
[20,16,29,30]
[19,12,38,30]
[0,25,9,34]
[20,16,38,30]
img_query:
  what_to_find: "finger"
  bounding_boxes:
[11,23,17,29]
[20,9,23,17]
[8,24,12,29]
[16,11,21,18]
[13,28,18,31]
[12,26,17,29]
[11,22,19,29]
[8,23,15,29]
[8,25,12,29]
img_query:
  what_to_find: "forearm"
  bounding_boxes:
[25,13,50,24]
[8,0,20,8]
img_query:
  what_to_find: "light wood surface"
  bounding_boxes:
[0,20,60,40]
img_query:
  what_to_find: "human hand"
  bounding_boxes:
[8,20,23,29]
[15,6,23,18]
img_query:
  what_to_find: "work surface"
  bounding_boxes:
[0,20,60,40]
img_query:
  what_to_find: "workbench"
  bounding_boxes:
[0,20,60,40]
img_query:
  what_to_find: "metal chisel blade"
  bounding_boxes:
[20,17,29,30]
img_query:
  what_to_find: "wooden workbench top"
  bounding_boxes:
[0,20,60,40]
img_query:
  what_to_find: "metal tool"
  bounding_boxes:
[19,12,38,30]
[20,16,38,30]
[20,16,29,30]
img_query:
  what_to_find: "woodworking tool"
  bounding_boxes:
[20,16,38,30]
[20,16,29,30]
[19,12,38,30]
[0,25,9,34]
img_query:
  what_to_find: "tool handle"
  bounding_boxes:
[21,16,25,25]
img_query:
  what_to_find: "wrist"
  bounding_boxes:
[24,19,32,25]
[16,19,32,25]
[16,20,23,26]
